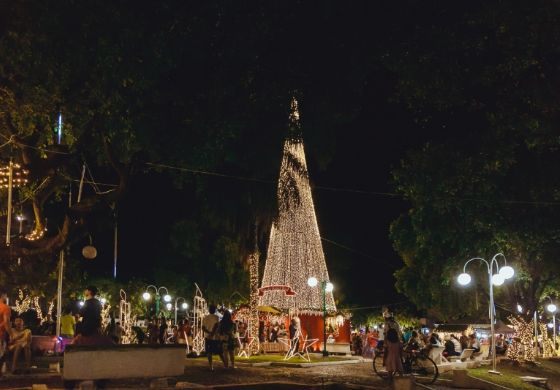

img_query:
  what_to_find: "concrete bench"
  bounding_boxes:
[520,376,548,387]
[63,344,185,381]
[326,343,351,355]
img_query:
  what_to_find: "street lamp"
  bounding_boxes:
[142,285,171,317]
[456,253,514,375]
[308,276,334,357]
[545,296,557,354]
[173,297,189,325]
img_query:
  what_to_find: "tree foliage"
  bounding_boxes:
[388,1,560,319]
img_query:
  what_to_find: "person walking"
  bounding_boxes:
[218,310,237,368]
[202,304,222,370]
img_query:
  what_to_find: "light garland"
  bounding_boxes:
[192,283,207,355]
[101,302,111,331]
[539,323,555,358]
[260,99,336,314]
[14,289,31,315]
[249,250,260,355]
[0,163,28,189]
[25,227,46,241]
[508,315,535,363]
[119,289,136,344]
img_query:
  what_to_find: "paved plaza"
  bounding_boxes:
[0,357,389,389]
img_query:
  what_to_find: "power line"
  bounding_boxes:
[145,160,560,206]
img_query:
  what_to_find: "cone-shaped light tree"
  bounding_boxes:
[259,98,336,314]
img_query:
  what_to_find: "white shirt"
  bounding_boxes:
[202,313,219,340]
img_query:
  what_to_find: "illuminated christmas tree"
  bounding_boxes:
[259,98,336,314]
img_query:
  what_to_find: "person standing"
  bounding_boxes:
[60,308,76,339]
[79,286,102,337]
[218,310,237,368]
[288,317,301,356]
[202,304,221,370]
[384,328,404,378]
[0,287,12,377]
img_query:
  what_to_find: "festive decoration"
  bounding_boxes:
[539,323,555,358]
[82,245,97,259]
[249,250,260,355]
[119,289,136,344]
[260,98,336,314]
[191,283,207,355]
[33,297,54,324]
[279,335,319,362]
[0,162,28,188]
[101,302,111,331]
[508,315,535,363]
[14,289,32,314]
[25,227,46,241]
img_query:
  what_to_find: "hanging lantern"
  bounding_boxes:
[0,163,29,189]
[82,245,97,259]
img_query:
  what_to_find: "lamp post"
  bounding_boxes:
[174,297,189,325]
[456,253,514,375]
[545,296,557,354]
[307,276,334,357]
[142,285,171,317]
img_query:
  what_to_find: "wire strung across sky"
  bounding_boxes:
[145,161,560,206]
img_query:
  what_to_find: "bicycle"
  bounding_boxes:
[373,347,439,384]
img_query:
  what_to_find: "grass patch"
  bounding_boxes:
[441,359,560,390]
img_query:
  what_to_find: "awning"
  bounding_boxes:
[258,305,281,314]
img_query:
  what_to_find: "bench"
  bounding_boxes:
[520,376,548,388]
[448,348,474,362]
[63,344,185,381]
[326,342,351,355]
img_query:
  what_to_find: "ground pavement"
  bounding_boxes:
[0,357,392,389]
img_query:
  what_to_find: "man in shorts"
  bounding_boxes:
[202,305,221,370]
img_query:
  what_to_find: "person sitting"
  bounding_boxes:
[468,334,480,353]
[9,318,32,374]
[429,332,442,346]
[444,335,460,356]
[404,330,422,352]
[495,334,507,355]
[450,334,462,353]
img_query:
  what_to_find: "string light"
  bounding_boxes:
[539,323,555,358]
[0,163,28,189]
[25,227,46,241]
[14,289,31,314]
[192,284,208,355]
[260,100,336,315]
[119,289,136,344]
[508,315,535,363]
[249,250,260,355]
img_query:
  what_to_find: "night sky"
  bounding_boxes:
[63,1,454,310]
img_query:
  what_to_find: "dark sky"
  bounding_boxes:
[73,1,450,310]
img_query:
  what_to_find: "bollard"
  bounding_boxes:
[452,369,470,388]
[393,375,415,390]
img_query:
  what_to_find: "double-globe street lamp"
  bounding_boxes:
[173,297,189,325]
[307,276,334,357]
[457,253,514,375]
[142,285,172,317]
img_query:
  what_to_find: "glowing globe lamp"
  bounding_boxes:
[166,303,172,310]
[457,273,471,286]
[547,303,557,313]
[325,282,334,292]
[181,302,188,310]
[307,277,318,287]
[517,304,523,313]
[492,273,505,286]
[142,292,151,301]
[499,265,514,279]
